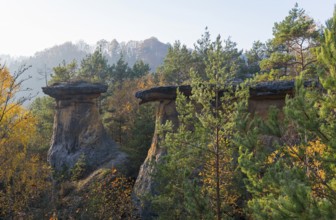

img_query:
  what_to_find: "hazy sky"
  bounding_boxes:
[1,0,334,56]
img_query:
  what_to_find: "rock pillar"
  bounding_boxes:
[134,99,178,196]
[132,80,315,217]
[43,81,126,172]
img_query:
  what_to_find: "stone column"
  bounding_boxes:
[134,99,178,196]
[43,81,126,172]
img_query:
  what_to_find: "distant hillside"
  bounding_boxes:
[1,37,169,100]
[97,37,169,71]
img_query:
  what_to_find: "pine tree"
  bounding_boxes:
[258,4,319,80]
[110,55,130,89]
[79,49,111,83]
[50,60,78,84]
[237,9,336,219]
[152,35,248,219]
[157,40,194,85]
[245,40,269,76]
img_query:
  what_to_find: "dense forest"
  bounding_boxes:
[1,37,169,102]
[1,4,336,219]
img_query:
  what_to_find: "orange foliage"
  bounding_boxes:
[86,168,136,219]
[267,139,329,197]
[0,67,51,218]
[104,74,156,144]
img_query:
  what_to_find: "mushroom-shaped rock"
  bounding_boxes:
[43,81,108,100]
[43,81,126,173]
[133,80,317,217]
[135,85,192,104]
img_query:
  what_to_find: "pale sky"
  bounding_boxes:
[1,0,334,57]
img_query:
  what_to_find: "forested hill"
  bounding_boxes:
[0,37,169,98]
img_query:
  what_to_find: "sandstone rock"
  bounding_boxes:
[135,85,192,104]
[134,100,178,193]
[135,80,317,104]
[133,99,178,218]
[133,80,317,217]
[43,81,126,173]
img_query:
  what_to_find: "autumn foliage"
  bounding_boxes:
[0,66,51,218]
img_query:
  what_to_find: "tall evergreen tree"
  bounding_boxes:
[259,4,319,79]
[130,60,151,79]
[193,27,212,78]
[237,9,336,219]
[79,49,111,82]
[110,55,131,88]
[245,40,269,75]
[152,35,247,219]
[157,41,193,85]
[50,60,78,83]
[193,29,247,80]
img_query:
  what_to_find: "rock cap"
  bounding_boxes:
[42,81,108,100]
[135,80,318,103]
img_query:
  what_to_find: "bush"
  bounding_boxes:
[86,168,137,219]
[71,154,87,181]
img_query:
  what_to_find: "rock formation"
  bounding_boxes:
[133,99,178,194]
[133,80,315,217]
[43,81,126,173]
